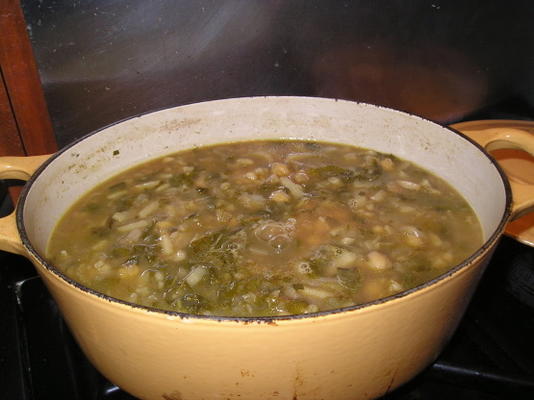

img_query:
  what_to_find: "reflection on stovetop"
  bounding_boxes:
[1,237,534,400]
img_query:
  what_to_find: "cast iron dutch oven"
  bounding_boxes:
[1,97,533,400]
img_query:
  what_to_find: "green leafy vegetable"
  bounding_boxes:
[337,268,362,290]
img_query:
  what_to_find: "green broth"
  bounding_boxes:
[47,140,482,317]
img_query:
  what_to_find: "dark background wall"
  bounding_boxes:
[22,0,534,147]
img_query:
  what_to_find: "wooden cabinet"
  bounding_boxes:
[0,0,57,197]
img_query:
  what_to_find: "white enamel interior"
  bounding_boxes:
[22,97,507,256]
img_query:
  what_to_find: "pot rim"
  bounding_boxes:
[16,96,514,323]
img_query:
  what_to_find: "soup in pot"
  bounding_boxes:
[47,140,482,317]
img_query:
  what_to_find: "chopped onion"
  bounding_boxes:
[124,228,143,242]
[280,176,304,198]
[138,201,159,218]
[112,211,131,222]
[397,180,421,191]
[117,220,149,232]
[300,286,333,299]
[107,190,127,200]
[134,180,161,190]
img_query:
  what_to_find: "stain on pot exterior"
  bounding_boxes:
[162,391,183,400]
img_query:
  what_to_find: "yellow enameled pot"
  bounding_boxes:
[1,97,533,400]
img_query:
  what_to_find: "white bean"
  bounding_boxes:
[160,234,174,255]
[270,190,290,203]
[402,226,424,247]
[367,251,392,270]
[185,266,207,287]
[370,190,386,202]
[341,237,355,246]
[293,171,309,183]
[175,250,186,261]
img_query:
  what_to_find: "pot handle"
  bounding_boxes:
[0,155,52,256]
[454,127,534,220]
